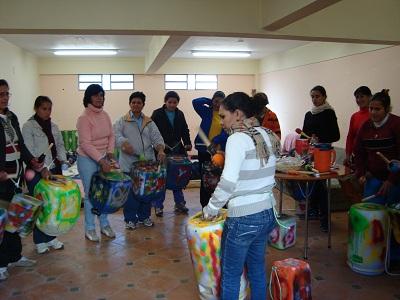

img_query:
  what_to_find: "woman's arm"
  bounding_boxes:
[192,97,212,116]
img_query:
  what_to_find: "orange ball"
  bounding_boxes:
[212,153,225,167]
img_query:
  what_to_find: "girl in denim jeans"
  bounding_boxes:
[203,92,280,300]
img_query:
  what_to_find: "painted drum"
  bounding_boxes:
[202,162,222,193]
[186,211,248,300]
[89,171,131,215]
[387,204,400,266]
[5,193,42,237]
[165,156,192,190]
[271,258,312,300]
[295,139,310,157]
[130,161,166,202]
[347,203,388,275]
[34,175,81,236]
[0,208,7,245]
[269,214,296,250]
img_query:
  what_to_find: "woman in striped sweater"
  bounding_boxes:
[203,92,280,300]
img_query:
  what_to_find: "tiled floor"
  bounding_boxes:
[0,187,399,300]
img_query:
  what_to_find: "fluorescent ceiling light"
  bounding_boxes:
[191,50,251,58]
[53,49,118,56]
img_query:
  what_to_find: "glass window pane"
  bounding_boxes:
[165,82,187,90]
[196,75,217,82]
[79,82,94,90]
[196,82,217,90]
[111,74,133,82]
[79,74,102,82]
[165,74,187,82]
[102,75,111,90]
[188,75,196,90]
[111,82,134,90]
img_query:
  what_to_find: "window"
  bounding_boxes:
[164,74,217,90]
[78,74,134,91]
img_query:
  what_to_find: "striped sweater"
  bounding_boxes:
[204,128,278,218]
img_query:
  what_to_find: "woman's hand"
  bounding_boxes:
[157,150,166,162]
[378,180,393,196]
[40,168,51,180]
[99,158,112,173]
[121,141,134,155]
[359,176,366,185]
[184,144,192,151]
[0,171,8,181]
[30,157,45,172]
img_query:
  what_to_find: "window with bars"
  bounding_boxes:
[164,74,217,90]
[78,74,134,91]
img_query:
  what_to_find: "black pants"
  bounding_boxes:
[198,151,212,208]
[0,231,22,267]
[310,181,328,225]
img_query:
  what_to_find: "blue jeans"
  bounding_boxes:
[364,177,400,205]
[220,209,276,300]
[153,189,185,209]
[77,155,110,231]
[123,183,152,223]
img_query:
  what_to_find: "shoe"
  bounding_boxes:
[47,238,64,250]
[8,256,36,268]
[36,243,50,254]
[320,224,328,233]
[101,225,116,238]
[0,268,9,281]
[155,207,163,217]
[125,221,136,230]
[85,229,100,242]
[138,218,154,227]
[299,208,319,220]
[174,203,189,214]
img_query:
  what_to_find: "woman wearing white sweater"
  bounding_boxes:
[203,92,280,300]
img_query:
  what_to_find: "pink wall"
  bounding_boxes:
[259,46,400,148]
[39,74,254,154]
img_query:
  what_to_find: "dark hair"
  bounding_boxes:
[253,92,269,106]
[0,79,9,88]
[371,89,391,111]
[34,96,52,109]
[354,86,372,97]
[221,92,256,118]
[164,91,180,102]
[83,84,105,107]
[212,91,225,100]
[129,91,146,104]
[310,85,327,97]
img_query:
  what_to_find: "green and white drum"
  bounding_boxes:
[34,175,81,236]
[347,203,388,275]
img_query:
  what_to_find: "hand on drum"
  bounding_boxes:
[157,150,166,162]
[40,167,51,180]
[0,171,8,181]
[99,158,113,173]
[31,157,45,172]
[184,144,192,151]
[202,209,219,221]
[121,141,134,155]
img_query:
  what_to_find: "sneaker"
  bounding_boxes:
[138,218,154,227]
[125,221,136,230]
[155,207,163,217]
[101,225,116,238]
[47,238,64,250]
[174,203,189,214]
[8,256,36,268]
[85,229,100,242]
[320,223,328,233]
[0,268,9,281]
[36,243,50,254]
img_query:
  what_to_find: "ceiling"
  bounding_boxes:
[0,34,308,59]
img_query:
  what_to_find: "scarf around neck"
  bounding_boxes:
[311,101,334,115]
[33,114,58,162]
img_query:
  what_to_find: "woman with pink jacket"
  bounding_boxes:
[76,84,115,242]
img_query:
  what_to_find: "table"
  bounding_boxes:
[275,165,351,259]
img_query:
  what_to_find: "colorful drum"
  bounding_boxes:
[89,171,131,215]
[130,161,166,202]
[202,162,222,193]
[271,258,312,300]
[269,214,296,250]
[0,208,7,245]
[347,203,388,275]
[34,175,81,236]
[5,194,42,237]
[186,211,248,300]
[387,204,400,267]
[166,156,192,190]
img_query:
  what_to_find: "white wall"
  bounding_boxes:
[0,38,39,123]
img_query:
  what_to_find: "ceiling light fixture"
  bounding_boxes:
[53,49,118,56]
[191,50,251,58]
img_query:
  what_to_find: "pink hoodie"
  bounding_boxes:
[76,104,115,162]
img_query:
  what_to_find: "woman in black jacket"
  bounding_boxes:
[151,91,192,217]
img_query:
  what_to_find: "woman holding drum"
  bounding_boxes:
[151,91,192,217]
[76,84,116,242]
[0,79,46,281]
[114,91,165,230]
[22,95,67,254]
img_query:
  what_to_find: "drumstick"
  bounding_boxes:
[295,128,311,139]
[376,152,390,164]
[361,194,376,202]
[198,128,211,147]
